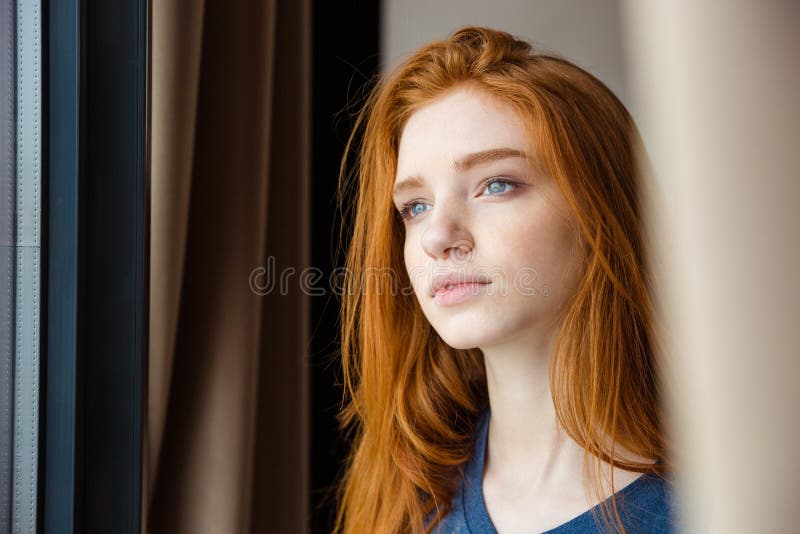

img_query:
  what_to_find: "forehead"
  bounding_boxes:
[396,85,527,172]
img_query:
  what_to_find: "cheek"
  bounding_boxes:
[505,212,581,293]
[403,239,412,276]
[403,239,424,292]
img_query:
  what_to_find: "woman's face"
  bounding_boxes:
[393,84,584,350]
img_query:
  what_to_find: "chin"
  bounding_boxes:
[439,336,478,350]
[433,327,489,351]
[438,337,479,351]
[430,308,539,352]
[424,308,505,350]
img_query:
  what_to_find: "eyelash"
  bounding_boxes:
[396,177,519,221]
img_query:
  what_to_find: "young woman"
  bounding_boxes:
[334,26,676,534]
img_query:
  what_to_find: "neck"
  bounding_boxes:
[480,323,586,490]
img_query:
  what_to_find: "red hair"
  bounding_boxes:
[334,26,671,534]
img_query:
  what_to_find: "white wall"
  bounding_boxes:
[381,0,629,106]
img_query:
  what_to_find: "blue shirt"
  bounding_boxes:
[428,409,677,533]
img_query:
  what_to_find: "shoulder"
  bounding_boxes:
[428,507,469,534]
[424,410,491,533]
[423,478,469,534]
[618,472,680,534]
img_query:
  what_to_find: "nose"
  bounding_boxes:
[419,201,474,262]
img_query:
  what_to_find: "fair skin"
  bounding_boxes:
[393,84,647,533]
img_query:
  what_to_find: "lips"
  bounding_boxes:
[431,272,492,297]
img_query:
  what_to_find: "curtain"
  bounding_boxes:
[620,1,800,532]
[145,1,310,532]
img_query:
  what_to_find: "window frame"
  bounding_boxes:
[43,0,150,532]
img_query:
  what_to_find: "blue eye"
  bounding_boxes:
[396,178,518,222]
[397,201,431,221]
[483,179,516,195]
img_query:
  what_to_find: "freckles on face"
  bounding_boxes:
[393,84,582,349]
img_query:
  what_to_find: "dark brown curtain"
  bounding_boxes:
[145,1,310,532]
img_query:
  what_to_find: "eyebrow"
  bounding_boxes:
[392,147,529,198]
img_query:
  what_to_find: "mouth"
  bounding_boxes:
[431,274,492,297]
[433,280,492,306]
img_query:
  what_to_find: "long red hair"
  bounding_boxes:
[334,25,671,534]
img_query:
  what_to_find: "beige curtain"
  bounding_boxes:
[146,1,310,532]
[621,1,800,533]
